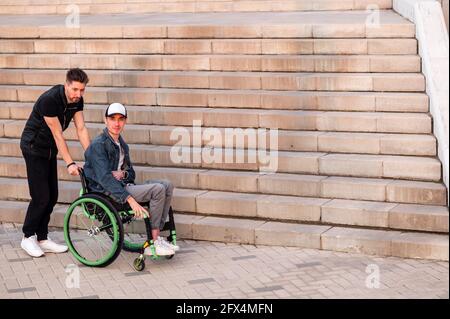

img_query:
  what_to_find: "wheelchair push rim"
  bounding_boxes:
[64,195,123,267]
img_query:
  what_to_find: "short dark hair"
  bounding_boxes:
[66,68,89,85]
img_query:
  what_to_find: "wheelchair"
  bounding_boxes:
[63,168,177,271]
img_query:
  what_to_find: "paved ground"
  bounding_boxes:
[0,222,448,299]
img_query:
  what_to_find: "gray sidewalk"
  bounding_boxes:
[0,222,448,299]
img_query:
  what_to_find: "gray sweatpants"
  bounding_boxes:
[125,179,174,230]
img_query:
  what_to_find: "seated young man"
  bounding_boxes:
[83,103,179,256]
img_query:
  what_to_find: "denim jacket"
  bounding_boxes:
[83,128,136,204]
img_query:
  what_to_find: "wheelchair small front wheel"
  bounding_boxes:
[64,194,124,268]
[133,257,145,271]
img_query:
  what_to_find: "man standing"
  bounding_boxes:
[20,68,91,258]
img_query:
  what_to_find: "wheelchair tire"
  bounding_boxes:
[64,193,124,267]
[133,257,145,271]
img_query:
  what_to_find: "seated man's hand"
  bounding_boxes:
[127,196,150,219]
[112,170,125,181]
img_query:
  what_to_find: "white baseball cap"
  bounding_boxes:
[105,103,127,118]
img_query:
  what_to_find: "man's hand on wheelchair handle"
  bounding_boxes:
[126,196,150,219]
[67,163,81,176]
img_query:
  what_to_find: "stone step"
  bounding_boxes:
[2,198,447,261]
[0,104,433,134]
[320,227,448,260]
[0,86,429,113]
[0,119,437,156]
[0,69,426,92]
[0,138,442,181]
[0,38,418,55]
[0,1,394,14]
[0,177,447,237]
[1,102,432,136]
[0,54,422,73]
[0,155,445,206]
[0,11,415,39]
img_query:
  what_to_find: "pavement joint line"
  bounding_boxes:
[72,295,100,299]
[254,285,284,292]
[124,271,151,277]
[7,257,33,263]
[7,287,36,294]
[188,278,216,285]
[175,249,196,254]
[231,255,257,261]
[296,262,323,268]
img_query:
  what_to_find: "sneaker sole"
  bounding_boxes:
[155,251,174,256]
[40,249,68,253]
[144,250,174,257]
[21,246,45,258]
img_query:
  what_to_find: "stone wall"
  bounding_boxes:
[437,0,449,30]
[394,0,450,204]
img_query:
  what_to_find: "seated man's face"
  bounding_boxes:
[105,114,126,136]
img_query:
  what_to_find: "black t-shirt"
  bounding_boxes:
[20,84,84,158]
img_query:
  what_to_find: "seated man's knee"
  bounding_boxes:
[153,183,166,198]
[147,179,174,195]
[163,180,174,195]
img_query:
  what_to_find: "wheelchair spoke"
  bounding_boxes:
[76,210,92,231]
[64,194,123,268]
[92,234,110,258]
[97,205,107,224]
[69,203,117,262]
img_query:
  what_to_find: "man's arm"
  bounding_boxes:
[73,111,90,151]
[44,116,79,176]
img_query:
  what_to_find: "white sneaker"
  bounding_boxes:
[158,236,180,252]
[21,236,44,258]
[144,239,174,256]
[38,237,68,254]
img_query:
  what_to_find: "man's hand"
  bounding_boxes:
[112,170,125,181]
[127,196,149,219]
[67,163,80,176]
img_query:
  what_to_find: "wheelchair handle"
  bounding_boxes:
[78,167,89,194]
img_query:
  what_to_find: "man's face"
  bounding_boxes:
[105,114,126,136]
[64,81,86,104]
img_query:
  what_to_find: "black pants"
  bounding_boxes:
[22,152,58,241]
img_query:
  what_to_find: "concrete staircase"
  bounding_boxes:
[0,1,448,260]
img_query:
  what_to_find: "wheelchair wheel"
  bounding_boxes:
[64,193,124,267]
[133,256,145,271]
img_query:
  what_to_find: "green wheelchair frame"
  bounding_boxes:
[63,168,177,271]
